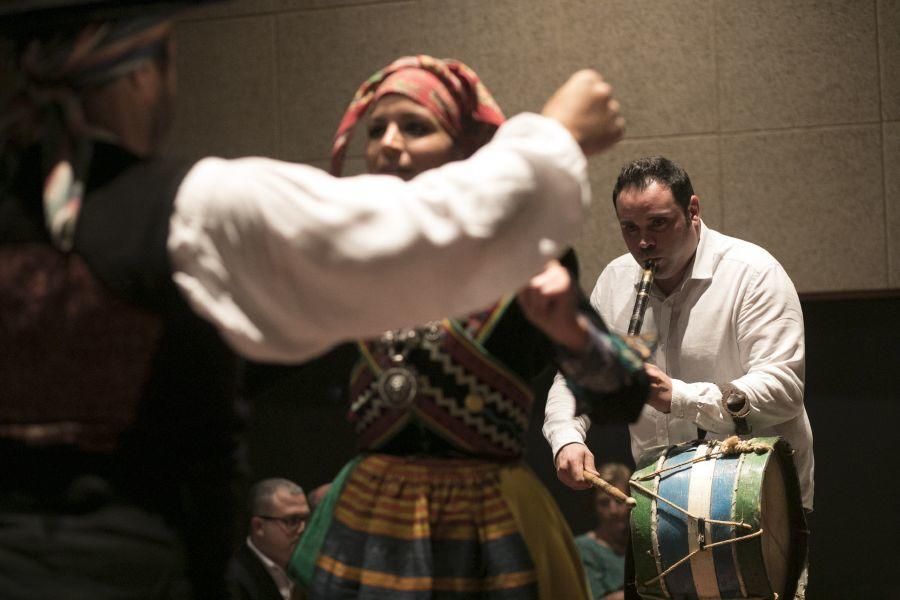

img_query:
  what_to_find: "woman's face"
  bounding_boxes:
[365,94,462,181]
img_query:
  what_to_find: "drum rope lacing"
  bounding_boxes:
[629,436,774,586]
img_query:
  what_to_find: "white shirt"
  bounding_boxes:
[168,113,589,363]
[245,537,293,600]
[544,222,814,509]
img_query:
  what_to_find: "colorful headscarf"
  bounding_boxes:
[1,17,173,251]
[330,55,506,176]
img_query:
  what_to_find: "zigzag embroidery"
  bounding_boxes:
[424,343,528,430]
[421,382,519,451]
[352,385,386,431]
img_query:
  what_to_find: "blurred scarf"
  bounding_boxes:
[330,55,505,176]
[1,17,172,251]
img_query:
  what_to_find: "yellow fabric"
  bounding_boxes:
[499,464,592,600]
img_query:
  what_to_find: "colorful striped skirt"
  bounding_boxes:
[289,454,590,599]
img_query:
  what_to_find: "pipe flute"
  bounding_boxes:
[627,260,657,336]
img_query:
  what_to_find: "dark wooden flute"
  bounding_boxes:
[627,260,657,336]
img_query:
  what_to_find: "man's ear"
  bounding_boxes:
[250,516,264,536]
[688,195,701,221]
[126,59,162,98]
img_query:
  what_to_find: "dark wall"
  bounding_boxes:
[245,297,899,598]
[797,296,898,598]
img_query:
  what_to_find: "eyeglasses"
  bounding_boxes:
[256,514,307,531]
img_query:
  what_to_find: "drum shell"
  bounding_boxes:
[629,437,807,599]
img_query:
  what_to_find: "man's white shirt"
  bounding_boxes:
[544,222,814,509]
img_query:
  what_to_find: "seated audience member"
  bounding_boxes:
[574,463,631,600]
[230,479,310,600]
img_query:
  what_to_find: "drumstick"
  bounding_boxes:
[583,468,636,507]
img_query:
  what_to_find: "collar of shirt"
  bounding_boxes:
[246,537,294,600]
[689,220,716,281]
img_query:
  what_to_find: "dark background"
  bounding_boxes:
[244,296,899,598]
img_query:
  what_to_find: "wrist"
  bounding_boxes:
[556,322,590,354]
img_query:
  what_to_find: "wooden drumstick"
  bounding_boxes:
[584,468,636,507]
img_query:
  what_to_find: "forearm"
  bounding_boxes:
[671,262,806,434]
[168,114,589,362]
[542,372,591,458]
[671,369,804,434]
[553,304,648,425]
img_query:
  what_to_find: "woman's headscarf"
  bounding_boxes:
[1,16,173,251]
[330,55,506,176]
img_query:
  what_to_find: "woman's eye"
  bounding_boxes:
[403,121,431,137]
[367,123,386,139]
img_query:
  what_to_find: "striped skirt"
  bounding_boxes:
[289,454,590,599]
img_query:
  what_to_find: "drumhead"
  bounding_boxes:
[761,449,792,598]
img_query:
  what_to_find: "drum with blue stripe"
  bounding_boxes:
[630,437,807,599]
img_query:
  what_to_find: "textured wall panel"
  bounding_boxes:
[721,125,885,293]
[717,0,879,131]
[575,136,720,287]
[415,0,565,119]
[185,0,282,19]
[879,0,900,121]
[169,16,279,160]
[885,121,900,287]
[557,0,717,138]
[275,2,421,162]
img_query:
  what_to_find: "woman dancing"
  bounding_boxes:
[290,55,647,599]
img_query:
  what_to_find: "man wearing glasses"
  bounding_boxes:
[230,479,311,600]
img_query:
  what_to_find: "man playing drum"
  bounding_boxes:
[543,156,814,598]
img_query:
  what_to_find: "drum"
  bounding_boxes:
[629,436,807,599]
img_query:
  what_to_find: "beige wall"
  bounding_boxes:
[7,0,898,294]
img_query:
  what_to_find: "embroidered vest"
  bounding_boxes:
[349,299,534,459]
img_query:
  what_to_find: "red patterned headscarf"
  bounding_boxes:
[330,55,505,176]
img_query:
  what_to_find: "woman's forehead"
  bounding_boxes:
[369,94,438,120]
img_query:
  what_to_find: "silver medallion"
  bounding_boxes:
[377,366,418,408]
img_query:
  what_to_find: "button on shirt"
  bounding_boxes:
[544,222,814,509]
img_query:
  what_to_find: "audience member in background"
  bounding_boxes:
[229,479,310,600]
[574,463,632,600]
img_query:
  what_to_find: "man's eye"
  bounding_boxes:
[622,224,638,234]
[651,218,668,229]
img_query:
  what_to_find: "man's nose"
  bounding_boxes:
[638,236,655,250]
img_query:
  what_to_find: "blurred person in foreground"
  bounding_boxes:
[0,1,628,596]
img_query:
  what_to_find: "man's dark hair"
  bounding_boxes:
[611,156,695,213]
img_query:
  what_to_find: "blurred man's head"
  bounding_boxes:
[7,15,178,157]
[0,1,217,250]
[248,478,310,570]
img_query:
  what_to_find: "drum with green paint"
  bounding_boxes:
[629,437,807,599]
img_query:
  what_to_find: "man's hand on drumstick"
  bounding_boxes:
[516,259,589,354]
[555,442,597,490]
[645,363,672,413]
[541,69,624,156]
